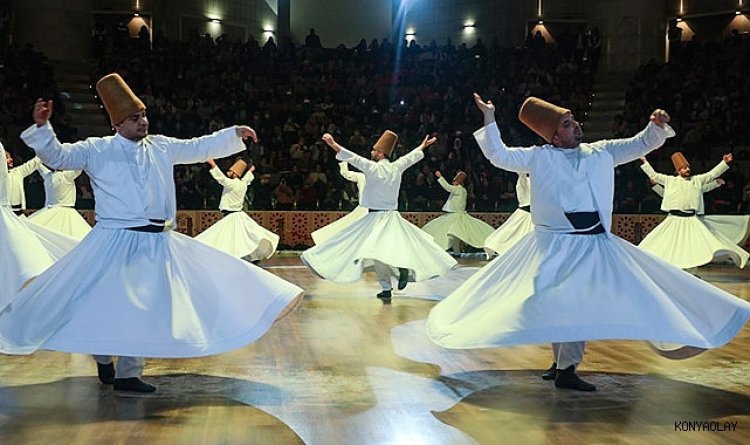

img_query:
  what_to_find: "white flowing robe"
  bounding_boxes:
[0,123,302,358]
[427,121,750,359]
[195,167,279,260]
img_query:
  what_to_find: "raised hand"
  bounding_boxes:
[322,133,340,152]
[435,170,442,178]
[650,109,670,128]
[235,125,258,142]
[723,153,733,163]
[34,98,54,126]
[417,134,437,151]
[250,164,256,173]
[207,158,216,168]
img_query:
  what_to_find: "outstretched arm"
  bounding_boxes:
[692,154,731,185]
[598,110,675,166]
[639,157,671,186]
[473,93,535,173]
[324,133,380,175]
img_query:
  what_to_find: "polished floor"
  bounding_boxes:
[1,254,749,445]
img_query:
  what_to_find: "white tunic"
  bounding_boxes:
[639,160,747,268]
[27,165,91,240]
[195,167,279,260]
[212,166,254,212]
[7,157,40,211]
[0,124,302,358]
[0,142,76,308]
[483,174,534,257]
[427,121,750,358]
[310,162,369,245]
[302,146,456,284]
[421,177,494,249]
[641,160,728,212]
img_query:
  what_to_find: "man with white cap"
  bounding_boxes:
[638,152,748,269]
[195,157,279,262]
[302,131,456,303]
[421,170,494,253]
[427,94,750,392]
[2,73,303,393]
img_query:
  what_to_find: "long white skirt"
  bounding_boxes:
[483,208,533,258]
[421,211,495,250]
[311,206,369,245]
[0,207,77,307]
[701,215,750,246]
[301,210,457,283]
[27,206,92,241]
[639,215,748,269]
[195,212,279,260]
[0,226,303,357]
[427,230,750,358]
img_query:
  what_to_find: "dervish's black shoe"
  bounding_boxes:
[541,362,557,380]
[554,365,596,391]
[114,377,157,393]
[97,362,115,385]
[376,290,392,304]
[397,268,409,290]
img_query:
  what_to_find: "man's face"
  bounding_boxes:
[551,114,583,149]
[5,151,12,168]
[226,170,237,179]
[115,110,149,141]
[371,149,385,161]
[677,165,691,178]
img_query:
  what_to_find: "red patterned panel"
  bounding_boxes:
[401,212,422,226]
[175,213,194,235]
[612,214,636,243]
[198,211,221,235]
[265,212,288,242]
[637,215,666,242]
[420,212,442,226]
[289,211,311,247]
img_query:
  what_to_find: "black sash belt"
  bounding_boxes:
[125,219,166,233]
[668,210,696,217]
[11,204,23,216]
[565,211,605,235]
[369,209,392,212]
[221,210,240,216]
[519,205,531,213]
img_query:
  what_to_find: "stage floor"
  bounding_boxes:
[1,255,749,445]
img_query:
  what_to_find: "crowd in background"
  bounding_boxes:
[1,19,748,214]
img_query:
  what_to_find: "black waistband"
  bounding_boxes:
[565,211,605,235]
[669,210,696,217]
[519,205,531,212]
[124,219,166,233]
[221,210,240,216]
[125,224,165,233]
[11,204,22,209]
[13,209,24,216]
[369,209,393,212]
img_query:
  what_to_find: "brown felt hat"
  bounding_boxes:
[373,130,398,157]
[228,159,248,177]
[96,73,146,125]
[453,171,467,184]
[518,97,571,143]
[671,152,689,171]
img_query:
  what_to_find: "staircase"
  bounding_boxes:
[54,62,110,138]
[582,70,635,142]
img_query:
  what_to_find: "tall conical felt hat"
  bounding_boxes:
[453,171,467,184]
[671,152,689,171]
[96,73,146,125]
[229,159,248,177]
[373,130,398,156]
[518,97,571,143]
